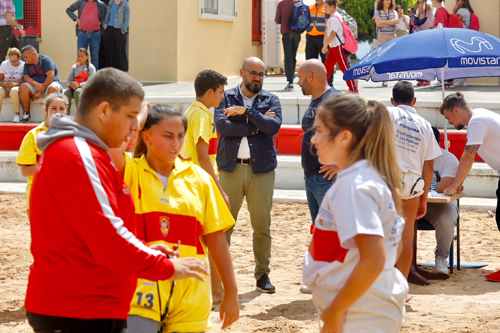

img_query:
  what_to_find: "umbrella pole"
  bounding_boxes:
[441,67,448,152]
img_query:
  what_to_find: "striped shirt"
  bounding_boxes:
[375,9,397,34]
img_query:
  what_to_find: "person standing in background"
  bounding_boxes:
[275,0,300,91]
[395,5,410,37]
[102,0,130,72]
[0,0,25,61]
[374,0,398,87]
[305,0,333,87]
[66,0,108,70]
[415,0,433,86]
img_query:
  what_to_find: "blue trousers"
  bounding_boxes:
[304,174,335,224]
[77,30,101,70]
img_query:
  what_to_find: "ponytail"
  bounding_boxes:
[317,95,402,215]
[77,48,91,76]
[133,104,188,159]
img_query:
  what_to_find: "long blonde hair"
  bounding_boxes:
[317,95,402,215]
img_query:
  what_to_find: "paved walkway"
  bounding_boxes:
[142,73,499,103]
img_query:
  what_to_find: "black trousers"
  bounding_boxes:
[496,178,500,232]
[27,311,127,333]
[305,34,333,86]
[103,27,128,72]
[282,32,301,84]
[0,25,19,61]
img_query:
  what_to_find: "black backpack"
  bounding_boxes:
[288,0,310,34]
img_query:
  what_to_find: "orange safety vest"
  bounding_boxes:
[307,4,329,36]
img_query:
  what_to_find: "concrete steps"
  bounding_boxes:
[2,151,497,198]
[1,95,498,128]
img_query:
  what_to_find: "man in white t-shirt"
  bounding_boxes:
[423,127,461,275]
[440,92,500,282]
[387,81,441,284]
[0,47,24,122]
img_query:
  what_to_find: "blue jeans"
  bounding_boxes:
[77,30,101,69]
[304,174,336,224]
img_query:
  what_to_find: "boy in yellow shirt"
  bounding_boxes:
[181,70,230,303]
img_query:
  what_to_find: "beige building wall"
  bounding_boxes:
[446,0,500,85]
[176,0,262,82]
[40,0,80,84]
[39,0,261,83]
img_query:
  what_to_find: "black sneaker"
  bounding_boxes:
[256,273,276,294]
[21,112,31,123]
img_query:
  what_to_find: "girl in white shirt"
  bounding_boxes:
[304,95,408,333]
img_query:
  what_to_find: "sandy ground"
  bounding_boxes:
[1,194,500,332]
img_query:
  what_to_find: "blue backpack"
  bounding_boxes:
[288,1,310,34]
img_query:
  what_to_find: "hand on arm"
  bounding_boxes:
[196,138,231,210]
[43,69,56,90]
[416,159,434,219]
[321,234,385,333]
[204,230,239,329]
[444,145,479,195]
[215,108,259,138]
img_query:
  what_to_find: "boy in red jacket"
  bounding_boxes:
[25,68,208,333]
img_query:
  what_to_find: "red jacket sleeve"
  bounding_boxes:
[49,144,175,281]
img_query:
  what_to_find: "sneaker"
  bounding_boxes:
[21,112,31,123]
[435,257,449,275]
[283,83,294,91]
[256,273,276,293]
[299,285,312,294]
[485,270,500,282]
[423,81,431,86]
[417,81,424,86]
[12,114,20,123]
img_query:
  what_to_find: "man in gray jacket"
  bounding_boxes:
[66,0,108,69]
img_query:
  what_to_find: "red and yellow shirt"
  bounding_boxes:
[16,122,47,210]
[182,101,218,172]
[125,155,234,332]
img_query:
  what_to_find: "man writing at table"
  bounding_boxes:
[440,92,500,282]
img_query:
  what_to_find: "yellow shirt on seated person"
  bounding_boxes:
[16,122,47,211]
[125,154,234,333]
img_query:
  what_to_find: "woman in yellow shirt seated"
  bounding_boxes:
[110,103,239,333]
[16,93,68,218]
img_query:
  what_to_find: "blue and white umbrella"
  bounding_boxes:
[344,28,500,149]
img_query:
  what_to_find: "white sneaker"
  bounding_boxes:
[435,257,449,275]
[12,114,20,123]
[21,112,31,123]
[299,285,312,294]
[283,83,294,91]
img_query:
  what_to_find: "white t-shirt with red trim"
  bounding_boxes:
[327,14,345,48]
[303,160,405,292]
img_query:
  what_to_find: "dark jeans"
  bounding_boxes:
[27,311,127,333]
[77,30,101,69]
[304,174,336,224]
[496,178,500,232]
[103,27,128,71]
[282,33,301,84]
[0,25,19,61]
[305,34,333,86]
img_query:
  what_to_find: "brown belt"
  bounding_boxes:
[236,158,252,165]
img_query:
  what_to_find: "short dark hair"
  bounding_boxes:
[194,70,228,97]
[392,81,414,105]
[439,92,468,115]
[395,5,403,11]
[325,0,338,8]
[77,68,145,117]
[21,45,36,54]
[432,126,440,144]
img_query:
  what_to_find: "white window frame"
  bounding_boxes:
[199,0,237,22]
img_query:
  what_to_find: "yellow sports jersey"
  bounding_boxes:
[124,154,234,333]
[182,101,218,172]
[15,122,47,211]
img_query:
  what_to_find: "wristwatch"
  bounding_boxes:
[245,106,250,114]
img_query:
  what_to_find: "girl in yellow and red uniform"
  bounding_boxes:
[16,93,68,218]
[110,104,239,333]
